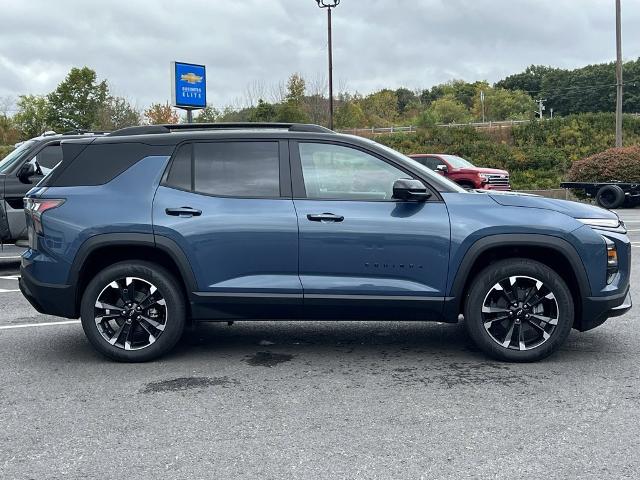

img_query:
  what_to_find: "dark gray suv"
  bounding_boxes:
[0,130,107,243]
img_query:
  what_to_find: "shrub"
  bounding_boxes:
[566,145,640,182]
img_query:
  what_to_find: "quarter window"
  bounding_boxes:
[299,143,409,200]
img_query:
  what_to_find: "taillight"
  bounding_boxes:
[24,198,65,235]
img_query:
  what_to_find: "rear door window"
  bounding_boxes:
[189,142,281,197]
[34,144,63,174]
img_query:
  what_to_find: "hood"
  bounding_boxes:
[454,167,508,175]
[489,192,618,220]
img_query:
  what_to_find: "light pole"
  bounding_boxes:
[615,0,623,147]
[316,0,340,130]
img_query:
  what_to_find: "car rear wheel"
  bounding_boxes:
[80,261,186,362]
[464,258,574,362]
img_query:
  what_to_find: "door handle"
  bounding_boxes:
[307,213,344,222]
[165,207,202,217]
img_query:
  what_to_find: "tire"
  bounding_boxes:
[463,258,574,362]
[80,261,186,362]
[596,185,625,209]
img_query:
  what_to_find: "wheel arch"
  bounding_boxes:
[446,234,590,326]
[69,233,197,318]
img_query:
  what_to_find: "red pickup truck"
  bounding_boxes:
[409,154,511,191]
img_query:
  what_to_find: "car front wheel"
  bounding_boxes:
[80,261,186,362]
[464,258,574,362]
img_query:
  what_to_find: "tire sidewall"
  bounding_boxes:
[597,185,625,209]
[464,259,574,362]
[80,261,186,362]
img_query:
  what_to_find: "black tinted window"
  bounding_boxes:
[415,156,442,170]
[49,142,173,187]
[193,142,280,197]
[165,144,192,191]
[35,144,63,170]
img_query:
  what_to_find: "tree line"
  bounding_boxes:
[1,58,639,144]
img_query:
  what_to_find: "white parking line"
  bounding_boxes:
[0,289,20,293]
[0,320,81,330]
[0,275,20,280]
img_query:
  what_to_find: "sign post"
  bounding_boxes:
[171,61,206,123]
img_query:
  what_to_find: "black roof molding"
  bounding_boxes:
[109,122,333,137]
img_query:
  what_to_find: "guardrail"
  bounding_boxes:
[337,120,531,136]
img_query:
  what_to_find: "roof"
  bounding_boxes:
[109,122,332,137]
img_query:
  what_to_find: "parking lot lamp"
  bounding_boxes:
[315,0,340,130]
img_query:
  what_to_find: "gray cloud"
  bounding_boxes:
[0,0,638,110]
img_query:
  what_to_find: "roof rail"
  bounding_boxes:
[62,129,110,136]
[109,122,333,137]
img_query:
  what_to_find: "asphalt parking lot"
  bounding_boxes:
[1,210,639,479]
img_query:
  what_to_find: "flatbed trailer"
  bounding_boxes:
[560,181,640,209]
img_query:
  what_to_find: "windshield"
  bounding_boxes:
[440,154,475,169]
[361,138,466,193]
[0,140,37,173]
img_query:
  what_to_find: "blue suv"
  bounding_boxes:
[19,123,632,362]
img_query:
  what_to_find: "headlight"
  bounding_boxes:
[576,218,620,229]
[602,236,619,284]
[478,173,489,181]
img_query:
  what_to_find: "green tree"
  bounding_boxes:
[472,88,535,121]
[335,99,366,128]
[395,87,417,114]
[144,102,179,125]
[428,94,472,124]
[496,65,558,96]
[195,105,220,123]
[285,73,306,103]
[362,89,398,126]
[46,67,108,131]
[277,73,308,123]
[95,96,141,130]
[250,99,277,122]
[13,95,51,138]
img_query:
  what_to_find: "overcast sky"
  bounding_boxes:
[1,0,639,111]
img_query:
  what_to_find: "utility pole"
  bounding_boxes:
[550,108,554,119]
[536,99,546,119]
[315,0,340,130]
[480,90,486,123]
[615,0,623,147]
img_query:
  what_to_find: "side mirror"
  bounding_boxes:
[18,163,36,183]
[436,164,448,173]
[392,179,431,201]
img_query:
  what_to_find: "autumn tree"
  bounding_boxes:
[144,102,179,125]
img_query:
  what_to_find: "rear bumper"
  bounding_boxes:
[19,264,77,319]
[577,286,632,331]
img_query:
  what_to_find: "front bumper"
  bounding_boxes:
[480,184,511,191]
[578,286,632,331]
[19,264,77,319]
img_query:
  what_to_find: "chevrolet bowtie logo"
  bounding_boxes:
[181,72,203,84]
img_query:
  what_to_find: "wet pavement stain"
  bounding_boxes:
[140,376,237,393]
[246,351,294,367]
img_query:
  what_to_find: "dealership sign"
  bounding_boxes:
[171,61,206,109]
